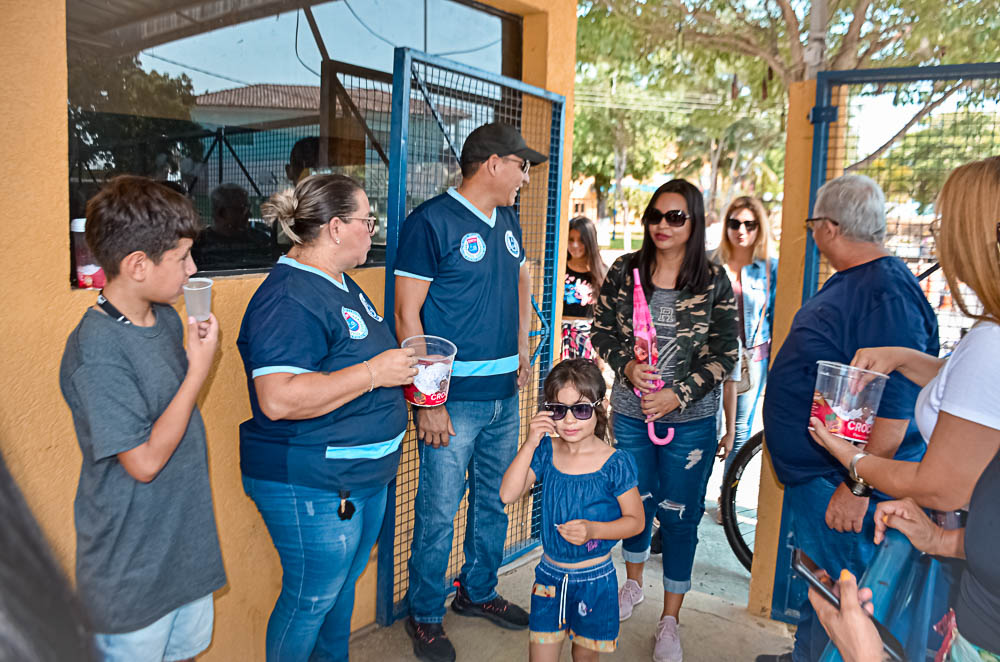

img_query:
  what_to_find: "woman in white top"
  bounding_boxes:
[809,156,1000,660]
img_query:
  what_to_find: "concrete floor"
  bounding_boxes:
[351,458,794,661]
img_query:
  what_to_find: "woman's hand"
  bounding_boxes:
[527,410,557,447]
[808,417,858,467]
[717,429,735,461]
[556,519,594,546]
[369,347,418,388]
[641,388,680,422]
[850,347,903,393]
[874,498,942,551]
[810,570,884,662]
[625,360,661,394]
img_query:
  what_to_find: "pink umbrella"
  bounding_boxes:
[632,268,674,445]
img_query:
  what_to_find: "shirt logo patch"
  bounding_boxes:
[504,230,520,259]
[341,307,369,340]
[359,293,383,322]
[459,232,486,262]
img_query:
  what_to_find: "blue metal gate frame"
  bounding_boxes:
[378,46,566,626]
[769,61,1000,625]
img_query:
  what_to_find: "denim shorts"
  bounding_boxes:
[93,593,214,662]
[528,556,618,653]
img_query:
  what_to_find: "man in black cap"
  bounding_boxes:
[394,123,547,662]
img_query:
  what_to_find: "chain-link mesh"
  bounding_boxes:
[388,57,561,619]
[815,79,993,354]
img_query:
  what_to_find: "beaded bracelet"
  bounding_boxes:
[362,360,376,393]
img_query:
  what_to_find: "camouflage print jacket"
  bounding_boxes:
[590,253,740,410]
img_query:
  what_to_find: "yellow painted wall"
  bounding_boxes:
[0,0,575,659]
[747,79,816,617]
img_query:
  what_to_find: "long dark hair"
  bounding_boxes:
[567,216,608,289]
[543,359,609,443]
[630,179,712,300]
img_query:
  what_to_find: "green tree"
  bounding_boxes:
[69,45,204,180]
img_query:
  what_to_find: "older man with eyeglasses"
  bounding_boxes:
[756,175,940,662]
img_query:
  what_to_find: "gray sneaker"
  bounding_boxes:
[618,578,644,621]
[653,615,683,662]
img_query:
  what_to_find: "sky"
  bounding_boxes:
[137,0,504,95]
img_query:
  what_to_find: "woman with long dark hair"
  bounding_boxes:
[562,215,608,360]
[591,179,738,661]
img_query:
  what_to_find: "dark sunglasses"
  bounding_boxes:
[726,217,760,231]
[804,216,840,229]
[644,209,689,227]
[543,401,601,421]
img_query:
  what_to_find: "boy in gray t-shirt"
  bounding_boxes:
[59,176,226,660]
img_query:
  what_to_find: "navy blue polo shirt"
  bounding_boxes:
[763,256,940,486]
[237,256,409,491]
[394,188,526,401]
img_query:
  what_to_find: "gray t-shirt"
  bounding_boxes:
[59,305,226,633]
[611,288,720,423]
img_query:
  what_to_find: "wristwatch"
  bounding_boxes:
[845,450,872,497]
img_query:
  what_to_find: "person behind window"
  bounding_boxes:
[191,183,273,271]
[591,179,739,662]
[237,174,417,662]
[562,215,608,362]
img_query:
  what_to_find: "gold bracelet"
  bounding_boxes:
[362,360,376,393]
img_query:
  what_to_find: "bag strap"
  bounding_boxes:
[748,259,771,348]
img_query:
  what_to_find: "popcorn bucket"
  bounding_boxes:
[810,360,889,447]
[402,335,457,407]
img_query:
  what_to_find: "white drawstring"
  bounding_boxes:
[557,572,569,629]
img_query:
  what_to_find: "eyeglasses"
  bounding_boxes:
[644,209,690,227]
[543,400,602,421]
[727,217,760,231]
[805,217,839,230]
[503,156,531,174]
[345,214,378,235]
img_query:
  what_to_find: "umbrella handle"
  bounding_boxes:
[648,423,674,445]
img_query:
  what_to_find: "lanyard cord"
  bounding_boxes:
[96,292,132,326]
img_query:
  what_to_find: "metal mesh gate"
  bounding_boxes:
[379,47,564,625]
[805,64,1000,352]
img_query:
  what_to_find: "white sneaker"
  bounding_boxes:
[653,615,683,662]
[618,578,644,621]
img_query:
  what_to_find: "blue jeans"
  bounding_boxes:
[724,358,768,475]
[94,594,214,662]
[785,475,878,662]
[243,477,387,662]
[614,413,717,593]
[407,394,520,623]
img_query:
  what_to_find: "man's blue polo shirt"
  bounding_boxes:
[394,188,526,401]
[763,256,940,486]
[237,256,408,491]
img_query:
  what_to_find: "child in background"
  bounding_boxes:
[563,216,608,361]
[59,176,226,661]
[501,359,643,661]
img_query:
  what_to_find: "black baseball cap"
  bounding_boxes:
[460,123,548,166]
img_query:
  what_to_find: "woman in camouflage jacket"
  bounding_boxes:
[591,179,738,662]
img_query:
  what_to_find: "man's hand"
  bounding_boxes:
[826,482,869,533]
[416,405,455,448]
[517,344,531,389]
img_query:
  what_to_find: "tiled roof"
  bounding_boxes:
[196,83,466,119]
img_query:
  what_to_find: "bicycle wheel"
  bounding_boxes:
[720,431,764,572]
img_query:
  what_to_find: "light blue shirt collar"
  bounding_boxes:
[447,187,497,228]
[278,255,349,292]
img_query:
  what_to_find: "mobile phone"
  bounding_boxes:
[792,549,907,662]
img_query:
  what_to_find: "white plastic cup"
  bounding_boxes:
[401,335,458,407]
[810,360,889,447]
[182,278,213,322]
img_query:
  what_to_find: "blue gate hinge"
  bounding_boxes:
[809,105,839,124]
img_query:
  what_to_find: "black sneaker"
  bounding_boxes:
[405,617,456,662]
[755,653,793,662]
[450,583,529,630]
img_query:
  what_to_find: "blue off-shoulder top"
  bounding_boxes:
[530,436,639,564]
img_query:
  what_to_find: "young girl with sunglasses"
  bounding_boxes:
[501,359,643,661]
[590,179,738,662]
